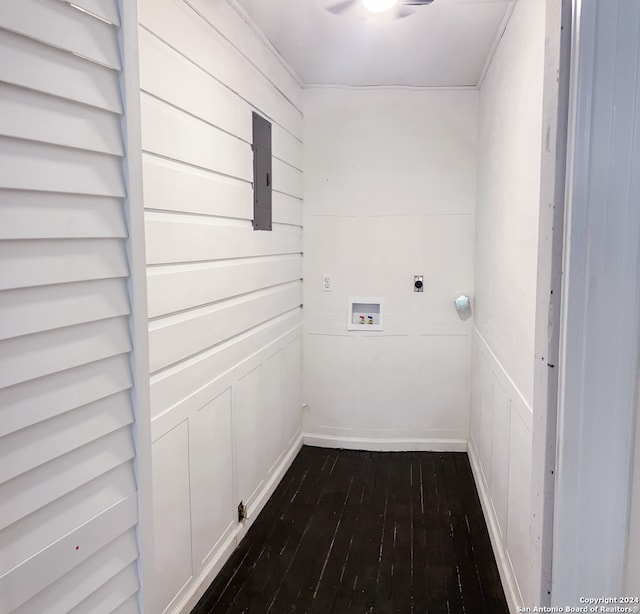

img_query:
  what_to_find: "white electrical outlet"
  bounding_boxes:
[322,273,332,292]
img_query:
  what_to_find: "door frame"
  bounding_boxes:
[119,0,155,610]
[533,0,640,604]
[530,0,572,604]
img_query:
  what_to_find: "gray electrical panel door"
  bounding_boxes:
[252,112,272,231]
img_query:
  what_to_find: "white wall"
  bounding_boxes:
[302,87,477,450]
[474,0,544,410]
[468,0,545,609]
[137,1,304,611]
[0,0,148,611]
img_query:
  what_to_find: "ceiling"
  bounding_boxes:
[231,0,514,87]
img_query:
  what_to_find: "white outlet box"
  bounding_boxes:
[322,273,332,292]
[347,297,384,331]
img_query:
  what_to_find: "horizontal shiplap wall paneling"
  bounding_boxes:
[138,0,302,136]
[138,0,304,611]
[147,255,302,318]
[184,0,303,112]
[150,310,302,432]
[145,214,302,264]
[0,1,141,612]
[149,282,301,372]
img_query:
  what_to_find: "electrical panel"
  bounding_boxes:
[252,112,272,231]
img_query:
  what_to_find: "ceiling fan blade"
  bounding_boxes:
[326,0,358,14]
[402,0,434,5]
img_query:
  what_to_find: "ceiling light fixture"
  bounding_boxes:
[362,0,398,13]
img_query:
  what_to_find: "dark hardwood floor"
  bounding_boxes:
[192,446,508,614]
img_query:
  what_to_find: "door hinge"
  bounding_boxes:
[238,501,248,523]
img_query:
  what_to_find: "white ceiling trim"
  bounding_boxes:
[226,0,306,88]
[476,0,516,89]
[304,83,479,91]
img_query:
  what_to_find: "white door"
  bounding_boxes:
[0,1,150,611]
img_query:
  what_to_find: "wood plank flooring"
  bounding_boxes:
[192,446,508,614]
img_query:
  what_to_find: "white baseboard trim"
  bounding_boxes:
[302,432,467,452]
[173,431,304,614]
[467,440,522,614]
[242,430,303,534]
[169,528,237,614]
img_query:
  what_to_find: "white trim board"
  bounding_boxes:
[476,0,517,89]
[468,440,521,613]
[473,327,533,429]
[529,0,572,603]
[303,83,478,92]
[119,0,155,609]
[302,433,467,452]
